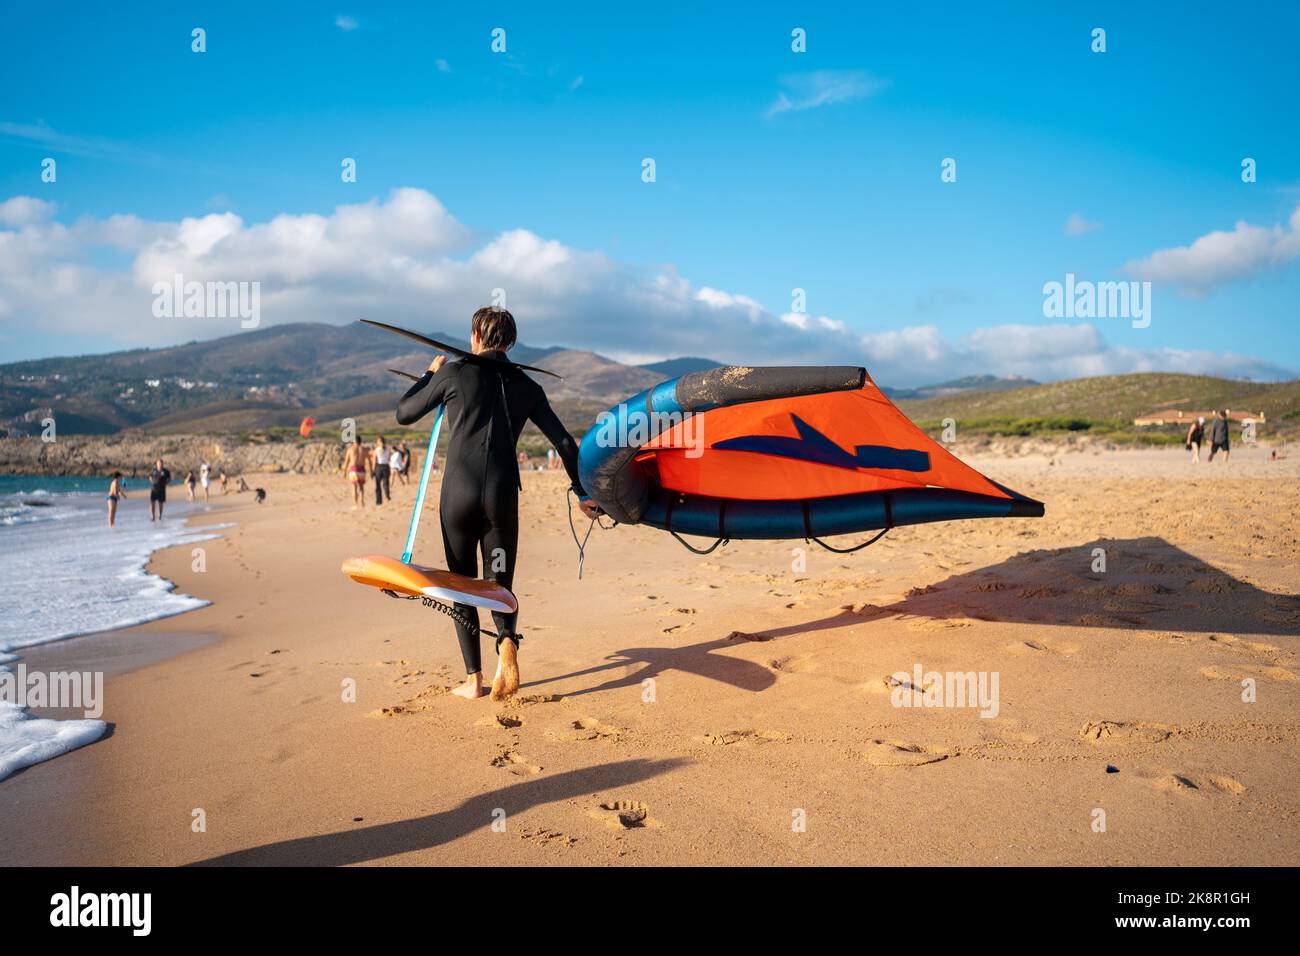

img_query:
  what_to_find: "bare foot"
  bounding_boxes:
[451,673,485,699]
[491,638,520,701]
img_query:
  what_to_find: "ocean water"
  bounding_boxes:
[0,474,227,780]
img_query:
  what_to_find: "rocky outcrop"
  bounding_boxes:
[0,434,349,477]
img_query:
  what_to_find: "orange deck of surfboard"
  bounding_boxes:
[341,554,518,613]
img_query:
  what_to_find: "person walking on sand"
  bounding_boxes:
[184,469,197,502]
[1186,416,1205,464]
[397,306,599,701]
[106,472,127,527]
[1207,409,1231,464]
[343,436,367,508]
[199,459,212,502]
[372,435,392,505]
[148,458,171,521]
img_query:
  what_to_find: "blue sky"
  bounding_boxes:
[1,1,1297,384]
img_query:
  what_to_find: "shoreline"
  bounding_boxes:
[1,448,1297,866]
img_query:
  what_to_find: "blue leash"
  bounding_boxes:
[401,404,445,564]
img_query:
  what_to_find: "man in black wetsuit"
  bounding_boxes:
[396,307,599,701]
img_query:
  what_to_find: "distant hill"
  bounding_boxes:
[0,322,653,436]
[896,373,1300,442]
[638,357,722,378]
[5,327,1296,443]
[883,374,1037,401]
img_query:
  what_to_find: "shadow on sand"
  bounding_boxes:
[189,758,684,866]
[532,537,1298,699]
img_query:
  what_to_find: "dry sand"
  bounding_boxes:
[2,445,1298,866]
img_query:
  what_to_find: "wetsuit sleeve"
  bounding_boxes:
[396,366,452,426]
[529,393,588,497]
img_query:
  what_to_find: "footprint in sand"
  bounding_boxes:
[519,826,577,848]
[490,749,542,776]
[1079,720,1176,744]
[698,729,792,747]
[769,655,816,674]
[588,799,659,830]
[862,739,949,767]
[507,693,564,707]
[549,717,620,742]
[1150,772,1246,795]
[374,683,452,717]
[474,713,525,729]
[1206,635,1285,656]
[908,616,977,631]
[840,603,891,620]
[727,630,773,642]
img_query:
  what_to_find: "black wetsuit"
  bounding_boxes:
[396,352,586,674]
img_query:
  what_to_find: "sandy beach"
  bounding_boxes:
[2,445,1297,866]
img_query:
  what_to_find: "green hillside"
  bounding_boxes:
[897,373,1300,443]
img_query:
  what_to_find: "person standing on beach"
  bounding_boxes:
[398,440,412,485]
[396,306,599,701]
[390,445,406,489]
[148,458,171,521]
[1207,409,1231,464]
[342,437,367,508]
[184,469,197,502]
[199,460,212,502]
[372,435,392,506]
[1186,416,1205,464]
[106,472,127,527]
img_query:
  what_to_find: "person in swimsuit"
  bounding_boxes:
[148,458,171,521]
[397,306,599,701]
[199,460,212,502]
[184,469,197,502]
[106,472,127,527]
[342,436,367,508]
[1186,416,1205,464]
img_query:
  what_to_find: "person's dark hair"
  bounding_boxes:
[472,306,517,352]
[112,471,122,479]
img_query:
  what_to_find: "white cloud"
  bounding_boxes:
[435,58,451,73]
[1124,204,1300,296]
[1064,212,1101,236]
[335,15,359,31]
[0,196,56,228]
[765,70,885,118]
[0,188,1292,383]
[569,75,584,92]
